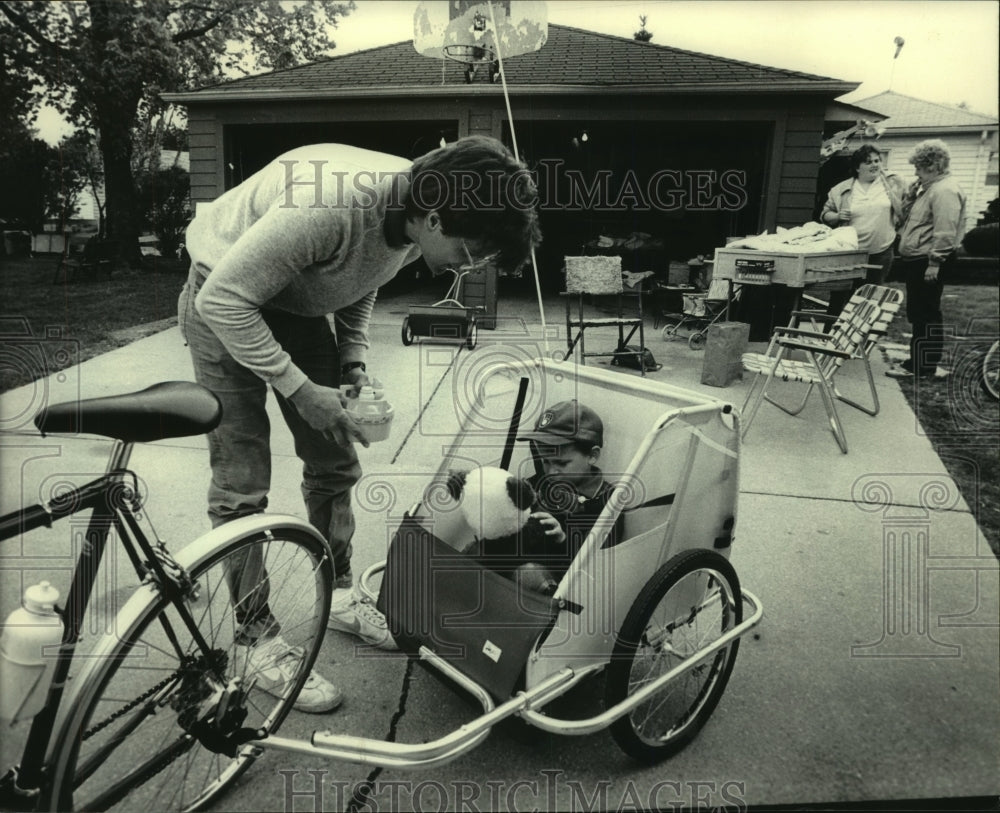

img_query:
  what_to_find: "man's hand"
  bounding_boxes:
[925,265,939,282]
[531,511,566,546]
[837,208,852,223]
[289,379,370,448]
[340,365,370,394]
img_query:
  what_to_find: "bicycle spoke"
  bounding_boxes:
[83,735,195,811]
[51,528,331,811]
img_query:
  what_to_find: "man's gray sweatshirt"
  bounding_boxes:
[185,143,420,397]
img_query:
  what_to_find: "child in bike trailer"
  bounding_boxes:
[473,400,624,596]
[180,137,541,712]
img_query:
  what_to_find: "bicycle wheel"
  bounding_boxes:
[982,340,999,400]
[604,548,741,763]
[45,516,333,812]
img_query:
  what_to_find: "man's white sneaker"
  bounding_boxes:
[327,594,398,650]
[234,634,343,714]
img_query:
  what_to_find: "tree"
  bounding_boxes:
[138,165,192,258]
[0,130,89,234]
[63,131,106,236]
[1,1,355,267]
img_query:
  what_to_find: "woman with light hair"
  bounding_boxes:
[886,139,966,379]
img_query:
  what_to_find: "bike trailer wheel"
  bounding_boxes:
[604,548,742,763]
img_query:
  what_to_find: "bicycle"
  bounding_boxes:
[0,381,333,812]
[1,368,763,810]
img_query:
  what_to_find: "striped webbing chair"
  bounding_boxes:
[740,284,904,454]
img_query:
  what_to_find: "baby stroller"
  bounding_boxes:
[660,278,734,350]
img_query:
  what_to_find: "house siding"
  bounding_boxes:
[775,109,825,227]
[187,110,219,206]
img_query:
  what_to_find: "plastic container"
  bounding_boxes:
[343,384,394,444]
[0,582,63,722]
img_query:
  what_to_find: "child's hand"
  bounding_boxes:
[531,511,566,545]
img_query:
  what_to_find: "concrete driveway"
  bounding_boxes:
[1,290,996,811]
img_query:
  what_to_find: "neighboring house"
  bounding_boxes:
[163,24,863,281]
[74,149,190,223]
[849,91,998,231]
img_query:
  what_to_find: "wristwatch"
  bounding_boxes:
[341,361,366,376]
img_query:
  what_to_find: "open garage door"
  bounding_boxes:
[505,120,771,289]
[224,121,460,189]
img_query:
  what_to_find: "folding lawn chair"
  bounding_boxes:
[740,284,903,454]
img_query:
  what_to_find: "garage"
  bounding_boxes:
[165,24,856,295]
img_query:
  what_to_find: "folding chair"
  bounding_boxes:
[783,286,904,416]
[740,284,903,454]
[53,238,119,284]
[561,256,651,375]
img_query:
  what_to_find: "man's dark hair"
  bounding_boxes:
[406,135,542,273]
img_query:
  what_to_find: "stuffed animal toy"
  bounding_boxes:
[446,466,557,594]
[446,465,533,541]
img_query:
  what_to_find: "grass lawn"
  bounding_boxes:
[881,280,1000,557]
[0,254,188,392]
[1,253,998,555]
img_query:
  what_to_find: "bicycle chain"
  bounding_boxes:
[83,670,182,740]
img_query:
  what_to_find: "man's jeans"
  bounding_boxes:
[179,270,361,641]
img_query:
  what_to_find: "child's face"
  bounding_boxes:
[535,442,593,483]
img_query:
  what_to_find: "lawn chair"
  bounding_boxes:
[739,284,903,454]
[53,238,119,284]
[561,256,652,375]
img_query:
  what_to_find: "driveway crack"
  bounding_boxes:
[345,657,415,813]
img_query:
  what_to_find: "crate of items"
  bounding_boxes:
[712,248,870,288]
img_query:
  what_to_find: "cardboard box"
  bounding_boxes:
[701,322,751,387]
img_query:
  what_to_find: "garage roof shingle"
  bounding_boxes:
[170,23,852,100]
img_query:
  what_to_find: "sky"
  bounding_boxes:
[33,0,999,142]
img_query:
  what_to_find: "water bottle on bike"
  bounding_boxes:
[0,581,63,722]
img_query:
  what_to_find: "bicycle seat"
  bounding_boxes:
[34,381,222,442]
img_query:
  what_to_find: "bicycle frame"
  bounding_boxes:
[0,439,198,804]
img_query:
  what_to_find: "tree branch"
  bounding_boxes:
[0,3,74,61]
[171,5,239,44]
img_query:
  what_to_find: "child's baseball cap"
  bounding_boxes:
[517,400,603,447]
